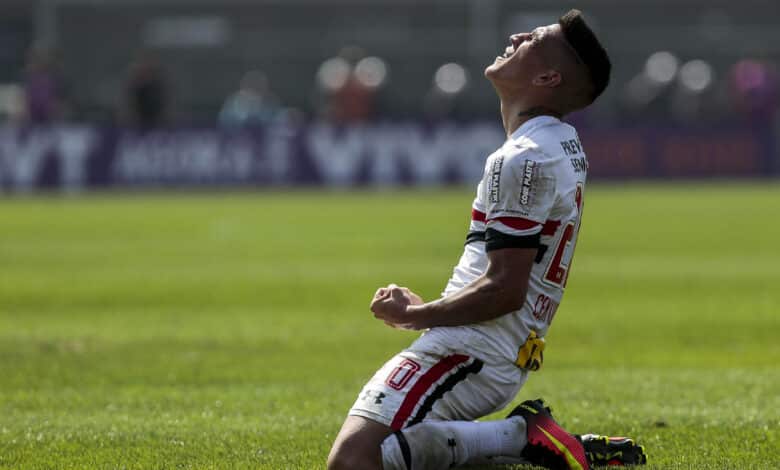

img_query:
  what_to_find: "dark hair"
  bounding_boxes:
[558,9,611,102]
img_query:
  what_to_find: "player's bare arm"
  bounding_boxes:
[370,247,536,330]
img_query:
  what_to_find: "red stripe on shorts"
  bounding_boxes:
[541,219,561,236]
[490,216,541,231]
[390,354,470,430]
[471,209,486,223]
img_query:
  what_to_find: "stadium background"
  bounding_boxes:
[0,0,778,188]
[0,1,778,468]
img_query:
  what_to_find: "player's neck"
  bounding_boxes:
[499,100,561,138]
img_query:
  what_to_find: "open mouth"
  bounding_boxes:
[498,43,516,60]
[502,46,515,58]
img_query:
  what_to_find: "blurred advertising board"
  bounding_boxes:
[0,123,775,191]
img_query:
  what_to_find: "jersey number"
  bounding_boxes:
[543,183,583,287]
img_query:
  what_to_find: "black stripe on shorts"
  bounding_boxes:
[394,431,413,470]
[407,358,484,427]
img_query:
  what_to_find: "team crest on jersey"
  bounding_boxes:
[487,156,504,203]
[519,160,536,206]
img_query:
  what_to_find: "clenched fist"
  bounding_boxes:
[370,283,424,330]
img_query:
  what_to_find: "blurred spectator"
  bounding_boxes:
[218,70,280,128]
[670,59,718,125]
[315,46,387,123]
[621,51,680,123]
[123,51,168,130]
[423,62,469,122]
[0,84,27,124]
[24,44,67,125]
[332,73,373,123]
[729,59,779,125]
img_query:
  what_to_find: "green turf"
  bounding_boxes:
[0,184,778,469]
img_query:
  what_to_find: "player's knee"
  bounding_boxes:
[327,444,377,470]
[329,415,391,470]
[325,448,348,470]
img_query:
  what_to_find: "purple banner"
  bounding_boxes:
[0,122,775,191]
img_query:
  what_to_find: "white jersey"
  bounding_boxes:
[440,115,587,363]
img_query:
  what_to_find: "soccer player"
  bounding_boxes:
[328,10,646,470]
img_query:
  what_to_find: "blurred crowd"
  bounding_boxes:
[620,52,778,128]
[0,41,777,130]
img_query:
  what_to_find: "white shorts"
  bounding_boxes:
[348,328,528,430]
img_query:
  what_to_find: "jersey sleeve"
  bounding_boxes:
[483,149,556,251]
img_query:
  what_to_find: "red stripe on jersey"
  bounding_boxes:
[471,209,486,223]
[390,354,470,430]
[541,220,561,236]
[490,217,541,231]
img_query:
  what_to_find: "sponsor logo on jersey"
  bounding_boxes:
[519,159,536,206]
[488,156,504,203]
[570,157,587,173]
[560,138,583,156]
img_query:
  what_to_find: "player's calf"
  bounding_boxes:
[381,418,528,469]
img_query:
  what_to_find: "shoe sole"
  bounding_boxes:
[583,435,648,466]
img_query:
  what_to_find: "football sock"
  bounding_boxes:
[380,416,527,469]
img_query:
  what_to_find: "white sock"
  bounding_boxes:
[381,417,527,470]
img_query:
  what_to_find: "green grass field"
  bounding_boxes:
[1,184,778,469]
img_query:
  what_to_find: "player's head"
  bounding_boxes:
[484,9,611,115]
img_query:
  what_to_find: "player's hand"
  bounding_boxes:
[370,284,424,330]
[372,284,424,305]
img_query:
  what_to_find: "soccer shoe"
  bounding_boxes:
[578,434,648,466]
[508,398,590,470]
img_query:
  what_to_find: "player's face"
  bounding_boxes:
[485,23,558,88]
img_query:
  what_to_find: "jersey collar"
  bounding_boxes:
[509,115,561,141]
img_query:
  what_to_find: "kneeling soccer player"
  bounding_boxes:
[329,10,647,470]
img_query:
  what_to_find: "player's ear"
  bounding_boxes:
[532,70,562,88]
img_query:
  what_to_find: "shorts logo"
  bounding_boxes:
[488,156,504,203]
[519,159,536,206]
[361,390,387,405]
[385,359,421,391]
